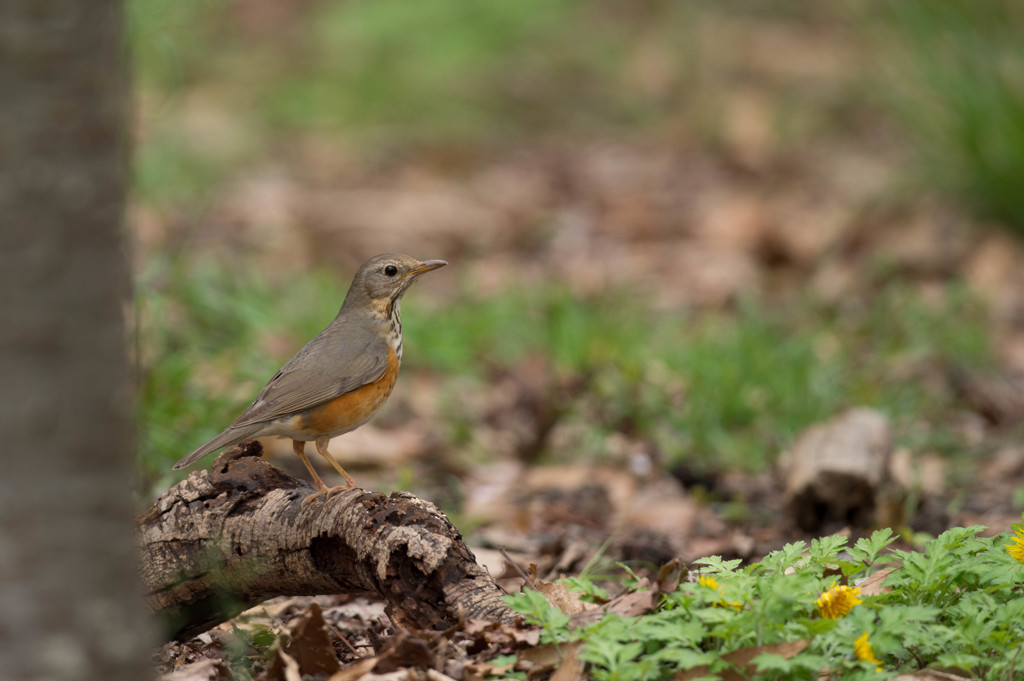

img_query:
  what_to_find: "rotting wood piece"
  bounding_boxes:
[777,407,895,533]
[139,442,515,640]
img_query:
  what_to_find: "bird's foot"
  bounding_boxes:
[326,483,357,498]
[302,489,328,505]
[303,483,356,504]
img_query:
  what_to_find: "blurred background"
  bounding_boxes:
[133,0,1024,557]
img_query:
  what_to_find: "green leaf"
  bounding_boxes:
[809,535,849,564]
[848,527,897,564]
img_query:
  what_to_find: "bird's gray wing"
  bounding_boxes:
[230,327,390,428]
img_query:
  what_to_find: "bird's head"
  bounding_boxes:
[346,253,447,313]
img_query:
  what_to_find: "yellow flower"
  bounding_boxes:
[854,632,883,671]
[816,584,862,619]
[697,575,719,590]
[697,575,742,610]
[1006,527,1024,563]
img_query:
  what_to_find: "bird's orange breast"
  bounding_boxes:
[295,347,400,436]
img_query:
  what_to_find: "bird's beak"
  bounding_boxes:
[406,259,448,278]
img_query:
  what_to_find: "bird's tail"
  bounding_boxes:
[172,424,265,470]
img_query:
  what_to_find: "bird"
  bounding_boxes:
[173,253,447,501]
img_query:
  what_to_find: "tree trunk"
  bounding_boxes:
[0,2,151,680]
[140,443,516,640]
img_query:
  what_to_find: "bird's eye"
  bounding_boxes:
[384,264,398,277]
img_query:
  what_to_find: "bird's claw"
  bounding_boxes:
[302,489,327,505]
[326,484,355,498]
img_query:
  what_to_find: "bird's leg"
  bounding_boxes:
[315,435,358,492]
[293,440,329,504]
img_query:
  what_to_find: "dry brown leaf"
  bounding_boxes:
[548,641,585,681]
[536,580,593,617]
[657,559,684,593]
[373,632,437,673]
[857,567,897,597]
[158,659,227,681]
[511,627,543,646]
[606,588,659,618]
[327,655,380,679]
[323,596,388,624]
[426,669,460,681]
[267,602,341,680]
[356,671,417,681]
[892,671,973,681]
[328,657,381,681]
[517,642,581,678]
[568,579,660,627]
[464,659,514,681]
[673,639,811,681]
[277,650,302,681]
[463,618,541,647]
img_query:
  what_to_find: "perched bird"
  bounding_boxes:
[173,253,447,501]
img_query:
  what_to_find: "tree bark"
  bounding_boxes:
[0,2,151,680]
[140,442,516,640]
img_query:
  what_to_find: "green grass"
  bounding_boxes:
[129,0,695,151]
[409,283,989,472]
[138,257,992,490]
[864,0,1024,235]
[127,0,700,216]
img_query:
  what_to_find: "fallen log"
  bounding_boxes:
[139,442,515,640]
